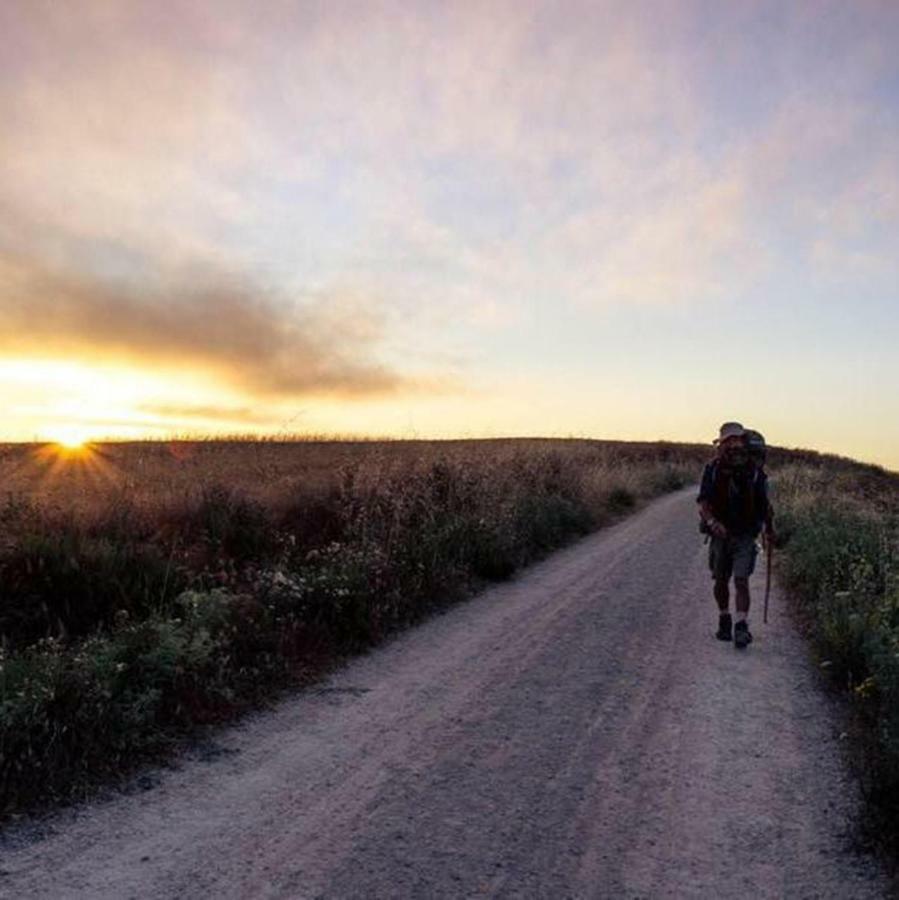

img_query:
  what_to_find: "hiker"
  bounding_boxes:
[697,422,774,649]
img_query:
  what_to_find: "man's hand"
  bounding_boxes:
[707,518,728,539]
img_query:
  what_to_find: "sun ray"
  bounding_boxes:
[28,439,120,508]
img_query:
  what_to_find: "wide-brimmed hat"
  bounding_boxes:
[714,421,745,444]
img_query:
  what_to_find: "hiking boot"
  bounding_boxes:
[715,612,732,641]
[734,620,752,649]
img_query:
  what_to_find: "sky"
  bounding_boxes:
[1,0,898,467]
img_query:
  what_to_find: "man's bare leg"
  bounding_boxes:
[714,578,730,612]
[734,576,750,618]
[733,576,752,647]
[714,578,732,640]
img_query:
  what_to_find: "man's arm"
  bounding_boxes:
[699,499,728,538]
[697,463,727,538]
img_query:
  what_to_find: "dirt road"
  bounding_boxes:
[1,488,890,898]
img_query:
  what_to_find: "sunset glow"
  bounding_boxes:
[1,2,897,467]
[49,428,91,451]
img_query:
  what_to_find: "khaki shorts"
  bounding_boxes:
[709,535,758,582]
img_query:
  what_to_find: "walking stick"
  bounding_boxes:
[763,533,773,624]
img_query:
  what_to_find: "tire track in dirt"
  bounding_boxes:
[1,488,890,898]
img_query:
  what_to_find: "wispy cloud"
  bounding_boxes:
[3,0,895,319]
[136,403,284,427]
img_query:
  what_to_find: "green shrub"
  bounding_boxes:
[514,493,594,555]
[0,527,184,646]
[466,520,519,580]
[651,464,690,493]
[192,485,275,561]
[605,487,637,513]
[776,464,899,855]
[0,592,252,810]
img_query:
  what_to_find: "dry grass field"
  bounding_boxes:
[0,437,707,814]
[0,437,702,514]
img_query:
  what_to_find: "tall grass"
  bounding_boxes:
[0,438,705,815]
[774,457,899,858]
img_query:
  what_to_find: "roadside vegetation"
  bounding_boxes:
[0,437,705,816]
[774,452,899,861]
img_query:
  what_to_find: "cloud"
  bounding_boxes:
[0,252,416,398]
[594,190,750,304]
[136,403,285,426]
[0,3,767,326]
[1,0,896,360]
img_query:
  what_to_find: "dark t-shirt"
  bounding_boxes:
[697,461,768,537]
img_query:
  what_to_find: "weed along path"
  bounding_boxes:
[2,488,890,899]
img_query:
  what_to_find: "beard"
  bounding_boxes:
[722,447,749,467]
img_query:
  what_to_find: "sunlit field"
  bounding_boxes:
[0,436,708,814]
[0,436,718,529]
[2,436,388,515]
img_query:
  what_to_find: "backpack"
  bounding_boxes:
[744,429,767,467]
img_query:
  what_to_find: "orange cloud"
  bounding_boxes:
[136,403,283,426]
[0,253,411,398]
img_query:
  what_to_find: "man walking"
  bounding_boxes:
[697,422,773,649]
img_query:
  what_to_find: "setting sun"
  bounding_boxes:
[46,426,92,451]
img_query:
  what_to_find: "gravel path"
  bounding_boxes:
[1,488,890,898]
